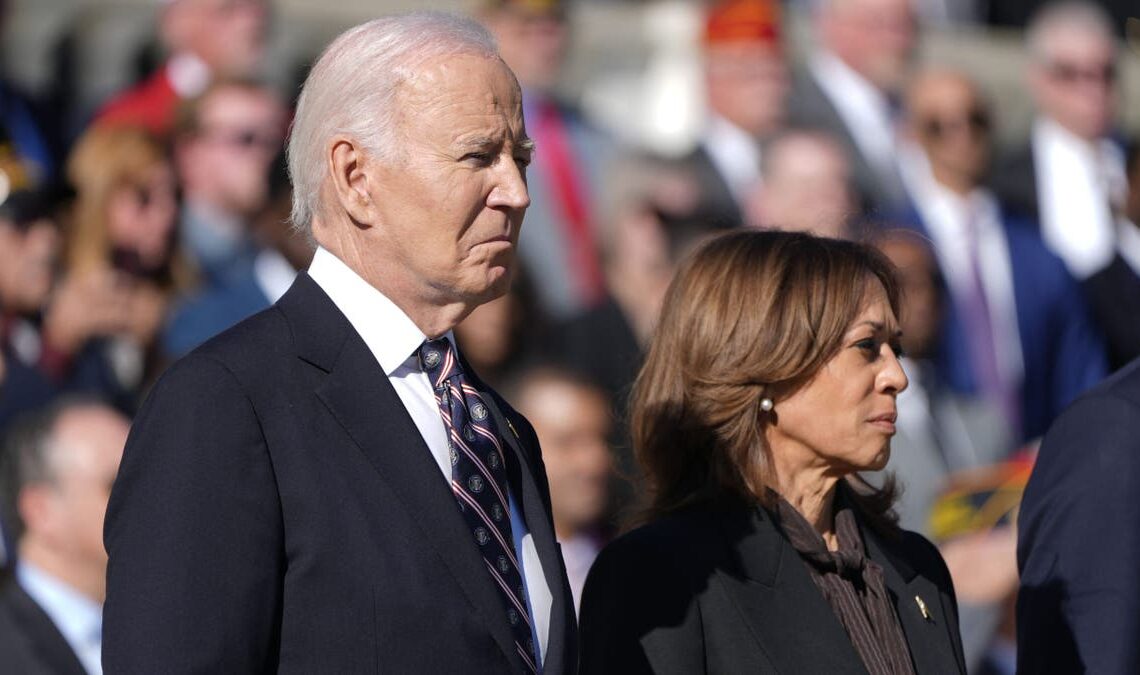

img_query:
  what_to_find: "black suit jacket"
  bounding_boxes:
[579,500,965,674]
[103,273,577,673]
[988,145,1038,221]
[0,578,87,675]
[1017,356,1140,673]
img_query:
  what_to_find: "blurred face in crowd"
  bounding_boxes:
[107,161,179,273]
[1029,22,1118,140]
[907,72,991,192]
[178,84,285,217]
[324,54,532,314]
[818,0,916,92]
[765,280,907,476]
[750,132,855,238]
[516,375,612,538]
[0,218,59,313]
[877,234,941,359]
[20,405,128,601]
[165,0,269,77]
[705,40,788,138]
[483,5,569,94]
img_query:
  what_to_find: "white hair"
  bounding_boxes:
[1026,1,1116,62]
[286,12,500,234]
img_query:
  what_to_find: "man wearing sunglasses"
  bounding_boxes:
[991,2,1127,286]
[897,68,1107,446]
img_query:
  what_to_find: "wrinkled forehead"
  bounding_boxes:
[396,55,524,127]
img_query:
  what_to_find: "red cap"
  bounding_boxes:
[704,0,781,45]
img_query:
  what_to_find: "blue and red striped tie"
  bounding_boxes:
[418,337,538,673]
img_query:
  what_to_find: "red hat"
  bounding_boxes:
[704,0,781,45]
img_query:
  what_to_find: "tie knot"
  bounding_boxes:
[418,338,461,387]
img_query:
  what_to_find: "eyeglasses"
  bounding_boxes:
[1046,60,1117,86]
[918,108,991,141]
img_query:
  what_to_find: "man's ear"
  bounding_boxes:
[328,136,377,226]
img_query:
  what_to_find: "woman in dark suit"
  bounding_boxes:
[579,230,966,674]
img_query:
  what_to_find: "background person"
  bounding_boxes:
[580,230,965,674]
[103,14,576,674]
[0,398,129,675]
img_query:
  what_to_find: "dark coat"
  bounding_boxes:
[1017,356,1140,673]
[103,273,577,674]
[0,578,87,675]
[579,499,966,674]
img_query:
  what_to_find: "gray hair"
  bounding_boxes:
[287,12,501,235]
[1026,1,1116,62]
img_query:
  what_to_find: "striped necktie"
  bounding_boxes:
[418,337,539,673]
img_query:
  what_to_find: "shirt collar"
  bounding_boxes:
[16,561,102,650]
[307,246,451,376]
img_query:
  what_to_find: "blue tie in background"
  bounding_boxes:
[418,337,539,673]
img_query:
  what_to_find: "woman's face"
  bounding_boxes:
[107,162,178,272]
[764,281,908,475]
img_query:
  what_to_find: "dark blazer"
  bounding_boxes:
[673,145,745,230]
[1017,356,1140,674]
[0,578,87,675]
[900,208,1107,442]
[579,500,966,674]
[103,273,577,674]
[987,146,1037,222]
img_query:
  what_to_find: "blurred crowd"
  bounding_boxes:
[0,0,1136,673]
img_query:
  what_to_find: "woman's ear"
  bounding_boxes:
[327,136,376,225]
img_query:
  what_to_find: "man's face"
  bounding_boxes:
[33,407,128,584]
[181,0,269,77]
[1030,26,1118,140]
[359,55,532,311]
[754,134,854,237]
[705,41,788,138]
[822,0,916,92]
[179,86,285,216]
[485,8,569,93]
[518,378,612,537]
[908,74,991,187]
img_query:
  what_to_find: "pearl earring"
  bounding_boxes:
[760,397,774,412]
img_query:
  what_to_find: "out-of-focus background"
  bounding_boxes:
[0,2,1137,674]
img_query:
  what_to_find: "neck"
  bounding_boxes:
[767,451,841,548]
[317,228,473,339]
[929,164,976,197]
[19,539,105,604]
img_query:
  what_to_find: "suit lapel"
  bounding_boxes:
[2,582,88,675]
[713,508,868,675]
[864,527,966,675]
[277,275,526,673]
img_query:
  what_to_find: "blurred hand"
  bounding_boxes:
[42,269,135,355]
[939,526,1019,604]
[123,282,168,346]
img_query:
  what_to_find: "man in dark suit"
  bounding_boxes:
[785,0,916,215]
[103,13,576,674]
[989,2,1126,284]
[897,69,1106,443]
[0,398,130,675]
[1017,356,1140,673]
[677,0,787,230]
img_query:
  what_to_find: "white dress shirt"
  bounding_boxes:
[810,51,899,181]
[307,246,552,666]
[900,145,1025,392]
[17,561,103,675]
[1033,116,1123,279]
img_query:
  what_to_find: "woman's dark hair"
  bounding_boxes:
[629,230,902,524]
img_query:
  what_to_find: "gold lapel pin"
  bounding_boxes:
[505,418,521,439]
[915,595,931,622]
